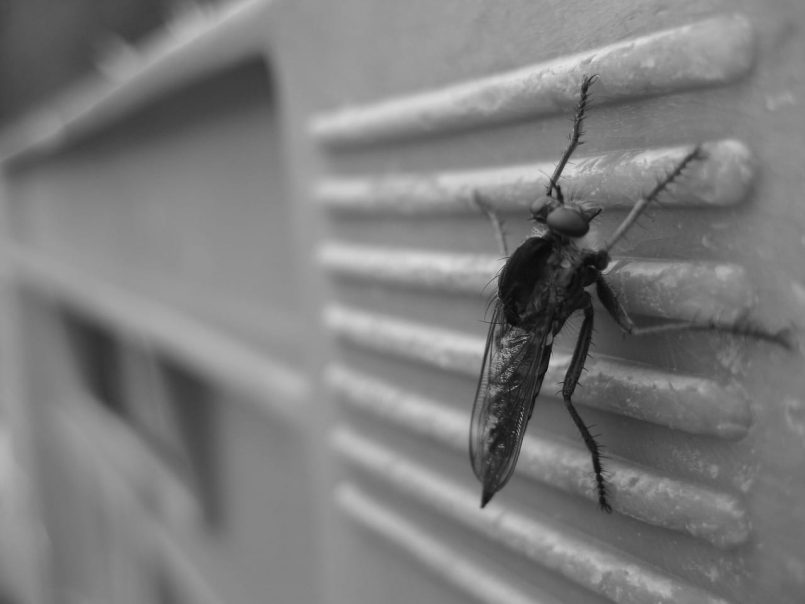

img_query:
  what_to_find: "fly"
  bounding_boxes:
[470,75,791,512]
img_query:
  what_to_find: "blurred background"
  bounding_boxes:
[1,1,804,603]
[0,0,233,129]
[0,2,321,603]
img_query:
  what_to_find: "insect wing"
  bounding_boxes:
[470,301,551,504]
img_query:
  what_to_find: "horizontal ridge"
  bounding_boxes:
[324,306,751,438]
[320,243,757,324]
[316,140,754,214]
[336,484,560,604]
[311,15,754,148]
[328,364,750,548]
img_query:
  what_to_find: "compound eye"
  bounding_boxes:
[529,196,553,221]
[546,207,590,237]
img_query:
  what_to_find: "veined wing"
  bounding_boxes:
[469,300,552,507]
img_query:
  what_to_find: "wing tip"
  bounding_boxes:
[480,487,495,508]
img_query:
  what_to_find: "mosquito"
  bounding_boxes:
[469,74,790,512]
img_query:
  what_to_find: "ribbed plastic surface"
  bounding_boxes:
[312,8,801,603]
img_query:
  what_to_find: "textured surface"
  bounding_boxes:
[311,15,755,147]
[307,3,805,603]
[315,140,755,214]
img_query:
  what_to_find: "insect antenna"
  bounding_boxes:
[547,74,598,202]
[604,146,704,252]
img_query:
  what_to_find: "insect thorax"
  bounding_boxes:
[499,234,597,330]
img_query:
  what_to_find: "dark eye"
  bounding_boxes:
[546,207,590,237]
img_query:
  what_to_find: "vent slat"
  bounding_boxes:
[311,15,754,148]
[328,365,750,548]
[324,306,751,438]
[332,427,733,604]
[335,484,560,604]
[13,249,310,420]
[320,243,757,324]
[316,140,753,214]
[320,243,501,294]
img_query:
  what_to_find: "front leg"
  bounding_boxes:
[603,146,704,253]
[595,275,794,349]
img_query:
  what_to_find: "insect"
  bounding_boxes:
[469,75,791,512]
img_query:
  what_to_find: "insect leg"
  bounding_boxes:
[562,296,612,512]
[471,192,509,256]
[547,74,598,202]
[603,146,704,253]
[596,275,794,349]
[595,275,635,332]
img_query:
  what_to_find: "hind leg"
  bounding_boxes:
[595,275,794,349]
[562,296,611,512]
